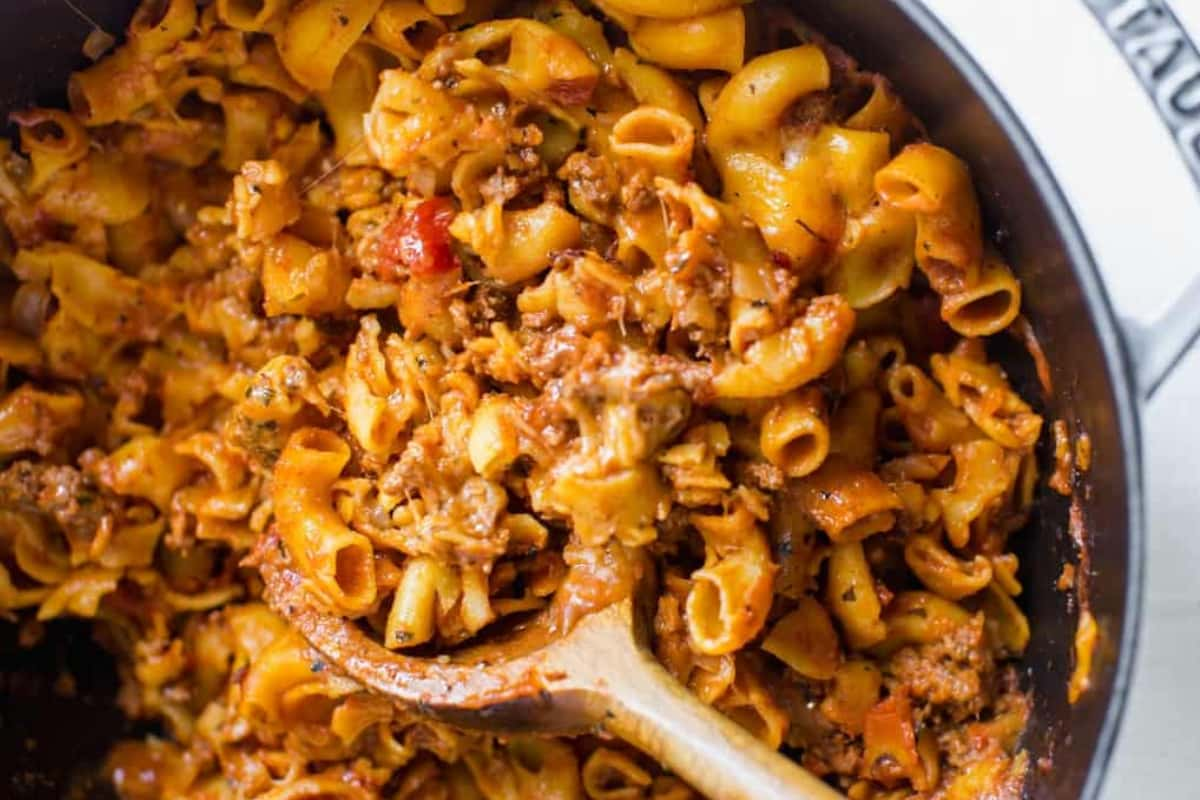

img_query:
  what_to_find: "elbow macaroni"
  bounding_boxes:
[272,428,377,615]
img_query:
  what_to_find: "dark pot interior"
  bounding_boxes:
[0,1,1142,798]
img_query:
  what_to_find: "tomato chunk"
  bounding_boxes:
[380,196,460,279]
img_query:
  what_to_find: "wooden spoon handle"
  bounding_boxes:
[595,645,845,800]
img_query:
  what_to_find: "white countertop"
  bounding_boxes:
[918,0,1200,794]
[1104,345,1200,795]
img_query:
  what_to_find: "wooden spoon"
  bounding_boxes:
[259,540,844,800]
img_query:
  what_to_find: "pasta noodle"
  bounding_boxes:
[795,455,903,543]
[627,7,746,74]
[277,0,385,92]
[758,388,830,479]
[876,143,983,292]
[273,429,378,615]
[0,1,1051,797]
[940,253,1022,336]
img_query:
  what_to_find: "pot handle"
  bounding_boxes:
[1084,1,1200,399]
[1124,281,1200,399]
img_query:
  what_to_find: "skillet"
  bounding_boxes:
[1,0,1193,796]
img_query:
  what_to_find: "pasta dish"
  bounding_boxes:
[0,0,1055,797]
